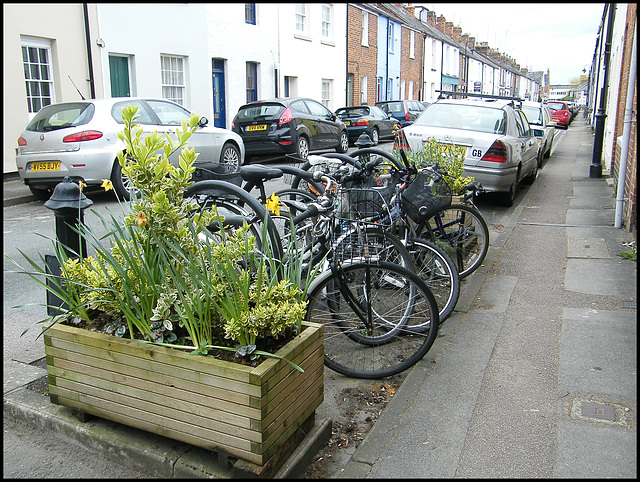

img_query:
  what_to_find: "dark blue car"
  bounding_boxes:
[335,105,399,145]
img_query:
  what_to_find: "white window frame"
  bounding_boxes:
[321,4,332,40]
[361,11,369,47]
[160,54,186,105]
[321,79,332,107]
[295,4,307,33]
[360,75,368,104]
[21,36,54,114]
[388,23,394,53]
[410,31,415,59]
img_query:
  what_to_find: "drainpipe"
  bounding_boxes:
[590,3,616,178]
[82,3,96,99]
[615,23,636,229]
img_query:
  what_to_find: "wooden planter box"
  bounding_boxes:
[43,321,324,471]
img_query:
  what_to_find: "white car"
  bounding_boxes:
[521,100,556,166]
[396,94,539,206]
[16,98,245,200]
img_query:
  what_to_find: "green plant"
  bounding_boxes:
[6,105,313,367]
[393,137,474,195]
[617,241,636,262]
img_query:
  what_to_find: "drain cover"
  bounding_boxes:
[581,402,616,421]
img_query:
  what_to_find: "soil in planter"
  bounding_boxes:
[59,314,299,368]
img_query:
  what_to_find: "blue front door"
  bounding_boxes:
[212,60,226,128]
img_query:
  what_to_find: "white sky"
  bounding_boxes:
[418,3,606,84]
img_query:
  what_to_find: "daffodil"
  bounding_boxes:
[101,179,113,192]
[135,211,148,227]
[265,192,280,216]
[78,180,87,191]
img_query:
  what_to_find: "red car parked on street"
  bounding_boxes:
[546,100,571,129]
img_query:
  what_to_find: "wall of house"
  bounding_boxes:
[400,26,423,100]
[347,4,379,106]
[278,3,347,110]
[204,3,280,126]
[422,37,442,102]
[377,16,401,101]
[611,3,637,232]
[96,4,211,118]
[3,3,101,174]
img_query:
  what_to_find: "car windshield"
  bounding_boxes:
[522,106,543,125]
[547,102,565,111]
[337,107,368,117]
[414,103,506,134]
[25,102,94,132]
[237,103,284,121]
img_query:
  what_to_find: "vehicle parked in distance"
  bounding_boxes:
[335,105,399,145]
[546,100,571,129]
[232,97,349,162]
[375,99,425,128]
[15,98,244,200]
[395,94,539,206]
[521,101,556,165]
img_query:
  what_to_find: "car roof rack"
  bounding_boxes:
[435,91,523,107]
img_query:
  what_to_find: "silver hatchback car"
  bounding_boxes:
[16,98,245,200]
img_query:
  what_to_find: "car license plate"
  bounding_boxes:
[31,161,60,171]
[343,120,351,126]
[246,124,267,132]
[437,142,467,158]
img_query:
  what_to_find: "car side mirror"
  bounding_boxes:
[199,117,208,127]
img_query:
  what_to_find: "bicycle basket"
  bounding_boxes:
[335,186,392,225]
[402,169,451,222]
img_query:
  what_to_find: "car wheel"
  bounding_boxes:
[111,158,138,201]
[536,149,544,169]
[336,130,349,153]
[370,127,380,146]
[501,175,518,207]
[543,139,553,159]
[28,185,53,201]
[219,142,241,173]
[296,136,309,161]
[525,162,538,185]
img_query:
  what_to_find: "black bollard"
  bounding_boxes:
[44,176,93,259]
[355,132,374,149]
[43,177,93,316]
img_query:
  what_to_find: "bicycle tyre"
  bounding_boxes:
[419,203,489,278]
[184,180,284,262]
[305,260,440,379]
[405,236,460,324]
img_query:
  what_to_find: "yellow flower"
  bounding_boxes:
[78,181,87,191]
[101,179,113,192]
[135,211,148,227]
[265,192,280,216]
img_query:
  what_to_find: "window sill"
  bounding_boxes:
[294,33,312,42]
[321,39,335,47]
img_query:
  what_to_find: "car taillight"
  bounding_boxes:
[62,131,103,143]
[279,107,293,125]
[356,119,370,126]
[481,140,507,163]
[404,107,410,121]
[231,115,237,129]
[18,137,27,146]
[393,130,411,152]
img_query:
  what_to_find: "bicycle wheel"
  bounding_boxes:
[332,224,415,270]
[184,180,283,262]
[305,260,440,379]
[405,236,460,324]
[419,203,489,278]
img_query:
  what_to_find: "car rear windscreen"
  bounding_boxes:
[26,103,94,132]
[237,104,284,121]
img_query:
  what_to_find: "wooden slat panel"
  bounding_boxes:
[50,394,264,465]
[45,346,258,416]
[47,363,258,430]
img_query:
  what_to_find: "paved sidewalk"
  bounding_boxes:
[4,121,636,477]
[339,121,637,478]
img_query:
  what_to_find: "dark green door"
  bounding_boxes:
[109,56,130,97]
